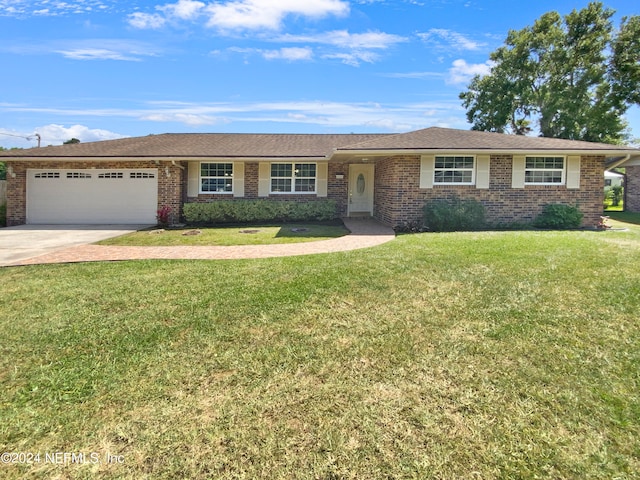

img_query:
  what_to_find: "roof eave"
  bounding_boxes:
[332,148,638,158]
[2,155,332,162]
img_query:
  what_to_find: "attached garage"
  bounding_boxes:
[26,169,158,224]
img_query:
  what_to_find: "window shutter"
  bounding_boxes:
[512,155,525,188]
[187,161,200,197]
[566,155,581,189]
[476,154,490,189]
[420,155,434,189]
[317,162,328,197]
[258,162,270,197]
[233,162,245,197]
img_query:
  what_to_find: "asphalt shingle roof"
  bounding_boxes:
[0,133,389,158]
[1,127,636,159]
[336,127,639,152]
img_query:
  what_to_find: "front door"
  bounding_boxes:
[348,164,374,216]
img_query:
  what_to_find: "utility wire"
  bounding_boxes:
[0,131,41,146]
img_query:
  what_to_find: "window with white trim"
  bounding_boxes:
[434,156,475,184]
[270,163,316,193]
[525,156,565,184]
[201,163,233,193]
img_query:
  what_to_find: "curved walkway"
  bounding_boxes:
[8,218,396,266]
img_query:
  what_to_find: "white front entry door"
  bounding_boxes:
[348,164,374,216]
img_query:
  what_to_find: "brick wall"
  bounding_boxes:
[5,161,184,226]
[186,161,349,217]
[373,154,604,228]
[625,165,640,212]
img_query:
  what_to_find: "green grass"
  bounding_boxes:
[603,198,624,212]
[2,221,640,478]
[95,223,349,246]
[606,211,640,226]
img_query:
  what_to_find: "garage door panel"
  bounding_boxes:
[27,169,158,224]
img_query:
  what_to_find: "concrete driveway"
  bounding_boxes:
[0,225,150,266]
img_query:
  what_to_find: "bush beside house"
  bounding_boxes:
[183,200,337,224]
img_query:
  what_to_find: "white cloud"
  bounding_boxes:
[0,100,469,134]
[128,12,167,29]
[262,47,313,61]
[418,29,485,51]
[0,1,114,18]
[159,0,205,20]
[269,30,407,66]
[0,124,125,148]
[447,59,493,84]
[205,0,350,30]
[276,30,407,50]
[141,113,227,125]
[51,40,161,61]
[55,48,141,61]
[127,0,349,31]
[322,51,379,67]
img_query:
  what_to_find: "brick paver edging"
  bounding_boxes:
[9,219,396,266]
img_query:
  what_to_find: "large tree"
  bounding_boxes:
[459,2,640,144]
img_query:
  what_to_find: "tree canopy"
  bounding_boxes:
[459,2,640,144]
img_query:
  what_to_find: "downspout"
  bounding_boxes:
[606,154,630,171]
[171,160,185,170]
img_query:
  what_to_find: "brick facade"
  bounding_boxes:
[5,160,185,226]
[373,154,604,228]
[625,165,640,213]
[5,154,604,228]
[186,162,350,217]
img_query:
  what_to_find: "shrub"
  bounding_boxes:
[533,204,583,229]
[422,196,486,232]
[156,205,172,225]
[183,200,337,224]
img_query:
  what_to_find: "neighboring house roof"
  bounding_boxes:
[1,127,638,161]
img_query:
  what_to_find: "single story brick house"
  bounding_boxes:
[2,127,639,228]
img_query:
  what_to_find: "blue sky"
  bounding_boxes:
[0,0,638,148]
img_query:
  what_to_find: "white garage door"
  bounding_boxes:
[27,169,158,224]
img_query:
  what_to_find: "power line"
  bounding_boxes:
[0,131,41,147]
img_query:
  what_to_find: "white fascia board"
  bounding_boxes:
[332,148,639,158]
[4,156,331,162]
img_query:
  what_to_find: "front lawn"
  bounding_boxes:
[96,223,349,246]
[1,223,640,478]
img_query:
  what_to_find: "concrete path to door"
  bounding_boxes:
[0,225,151,267]
[2,218,396,267]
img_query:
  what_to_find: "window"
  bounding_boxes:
[98,172,123,179]
[525,156,564,184]
[201,163,233,193]
[67,172,92,179]
[34,172,60,179]
[434,156,475,184]
[130,172,155,179]
[271,163,316,193]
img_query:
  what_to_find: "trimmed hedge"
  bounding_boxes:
[422,196,486,232]
[183,200,338,224]
[533,204,583,229]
